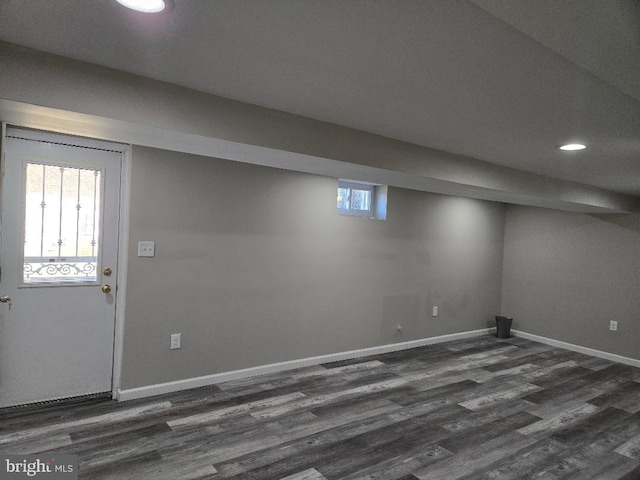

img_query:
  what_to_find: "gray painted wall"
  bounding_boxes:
[502,205,640,359]
[1,42,637,393]
[120,147,506,389]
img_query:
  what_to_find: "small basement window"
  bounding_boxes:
[337,180,387,219]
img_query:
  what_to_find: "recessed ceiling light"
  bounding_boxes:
[115,0,170,13]
[559,143,586,151]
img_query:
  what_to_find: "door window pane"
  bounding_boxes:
[23,162,102,284]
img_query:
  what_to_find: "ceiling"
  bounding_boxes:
[1,0,639,196]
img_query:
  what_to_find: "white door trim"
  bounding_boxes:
[111,144,131,399]
[0,121,132,401]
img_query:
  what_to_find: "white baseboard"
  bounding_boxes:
[512,330,640,369]
[117,328,493,402]
[117,327,640,402]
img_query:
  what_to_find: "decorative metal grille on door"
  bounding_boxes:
[23,162,102,284]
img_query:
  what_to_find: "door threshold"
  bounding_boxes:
[0,392,112,414]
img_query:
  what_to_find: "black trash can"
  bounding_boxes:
[495,316,513,338]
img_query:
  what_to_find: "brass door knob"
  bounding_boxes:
[101,284,112,294]
[103,267,112,276]
[0,296,12,310]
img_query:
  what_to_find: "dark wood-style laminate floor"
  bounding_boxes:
[3,335,640,479]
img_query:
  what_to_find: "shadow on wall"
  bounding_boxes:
[590,213,640,234]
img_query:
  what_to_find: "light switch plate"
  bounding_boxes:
[171,333,181,350]
[138,241,155,257]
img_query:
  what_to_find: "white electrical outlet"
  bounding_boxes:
[138,241,155,257]
[432,306,438,317]
[397,324,402,332]
[609,321,618,332]
[170,333,181,349]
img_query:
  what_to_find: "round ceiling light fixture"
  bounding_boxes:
[559,143,586,151]
[115,0,172,13]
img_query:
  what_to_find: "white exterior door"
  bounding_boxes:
[0,128,122,408]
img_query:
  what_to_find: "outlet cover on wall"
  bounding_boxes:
[432,306,438,317]
[138,241,155,257]
[170,333,181,349]
[609,321,618,332]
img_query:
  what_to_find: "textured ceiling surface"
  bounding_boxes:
[0,0,639,195]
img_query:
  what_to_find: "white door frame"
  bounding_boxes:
[0,120,132,401]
